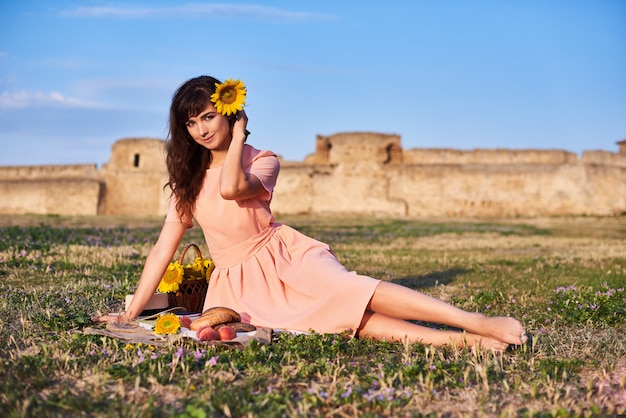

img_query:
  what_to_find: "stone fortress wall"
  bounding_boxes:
[1,133,625,218]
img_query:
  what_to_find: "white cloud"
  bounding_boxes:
[59,3,337,22]
[0,90,106,109]
[59,3,335,22]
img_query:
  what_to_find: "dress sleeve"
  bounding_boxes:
[164,193,194,228]
[245,146,280,202]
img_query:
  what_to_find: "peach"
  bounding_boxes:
[179,316,192,328]
[196,326,220,341]
[217,326,237,341]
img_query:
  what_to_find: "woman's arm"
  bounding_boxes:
[219,111,266,200]
[97,221,187,322]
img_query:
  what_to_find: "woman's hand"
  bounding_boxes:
[232,110,249,142]
[93,312,132,324]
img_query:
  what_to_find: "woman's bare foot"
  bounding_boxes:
[461,332,509,352]
[467,315,527,345]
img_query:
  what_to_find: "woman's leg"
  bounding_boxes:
[357,311,510,351]
[366,281,526,345]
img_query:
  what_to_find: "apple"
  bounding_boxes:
[217,326,237,341]
[179,316,192,328]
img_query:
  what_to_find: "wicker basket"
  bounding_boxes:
[167,243,209,313]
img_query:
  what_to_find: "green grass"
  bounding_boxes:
[0,214,624,417]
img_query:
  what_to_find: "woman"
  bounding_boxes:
[99,75,527,351]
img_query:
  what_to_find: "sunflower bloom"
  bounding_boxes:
[210,78,246,116]
[158,262,184,293]
[153,313,181,335]
[202,259,215,280]
[191,257,205,275]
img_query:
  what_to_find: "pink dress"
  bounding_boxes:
[166,145,380,335]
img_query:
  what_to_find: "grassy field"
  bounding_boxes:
[0,214,624,417]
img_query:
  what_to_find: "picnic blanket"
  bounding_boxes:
[83,318,273,348]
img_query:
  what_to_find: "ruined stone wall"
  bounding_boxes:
[384,163,626,217]
[581,150,626,168]
[0,164,100,180]
[1,132,625,218]
[270,132,626,217]
[0,164,101,215]
[403,148,578,165]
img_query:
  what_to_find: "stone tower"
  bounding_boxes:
[99,138,170,216]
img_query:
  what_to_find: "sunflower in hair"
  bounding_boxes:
[211,78,246,116]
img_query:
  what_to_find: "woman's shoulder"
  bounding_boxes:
[243,144,278,163]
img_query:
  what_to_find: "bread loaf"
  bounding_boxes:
[214,322,257,332]
[190,306,241,331]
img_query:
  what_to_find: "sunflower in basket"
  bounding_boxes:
[157,261,185,293]
[157,257,214,294]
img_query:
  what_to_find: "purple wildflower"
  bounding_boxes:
[175,347,184,358]
[193,350,204,362]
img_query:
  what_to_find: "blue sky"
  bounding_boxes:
[1,1,625,167]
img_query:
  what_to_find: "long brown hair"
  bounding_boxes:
[165,75,222,221]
